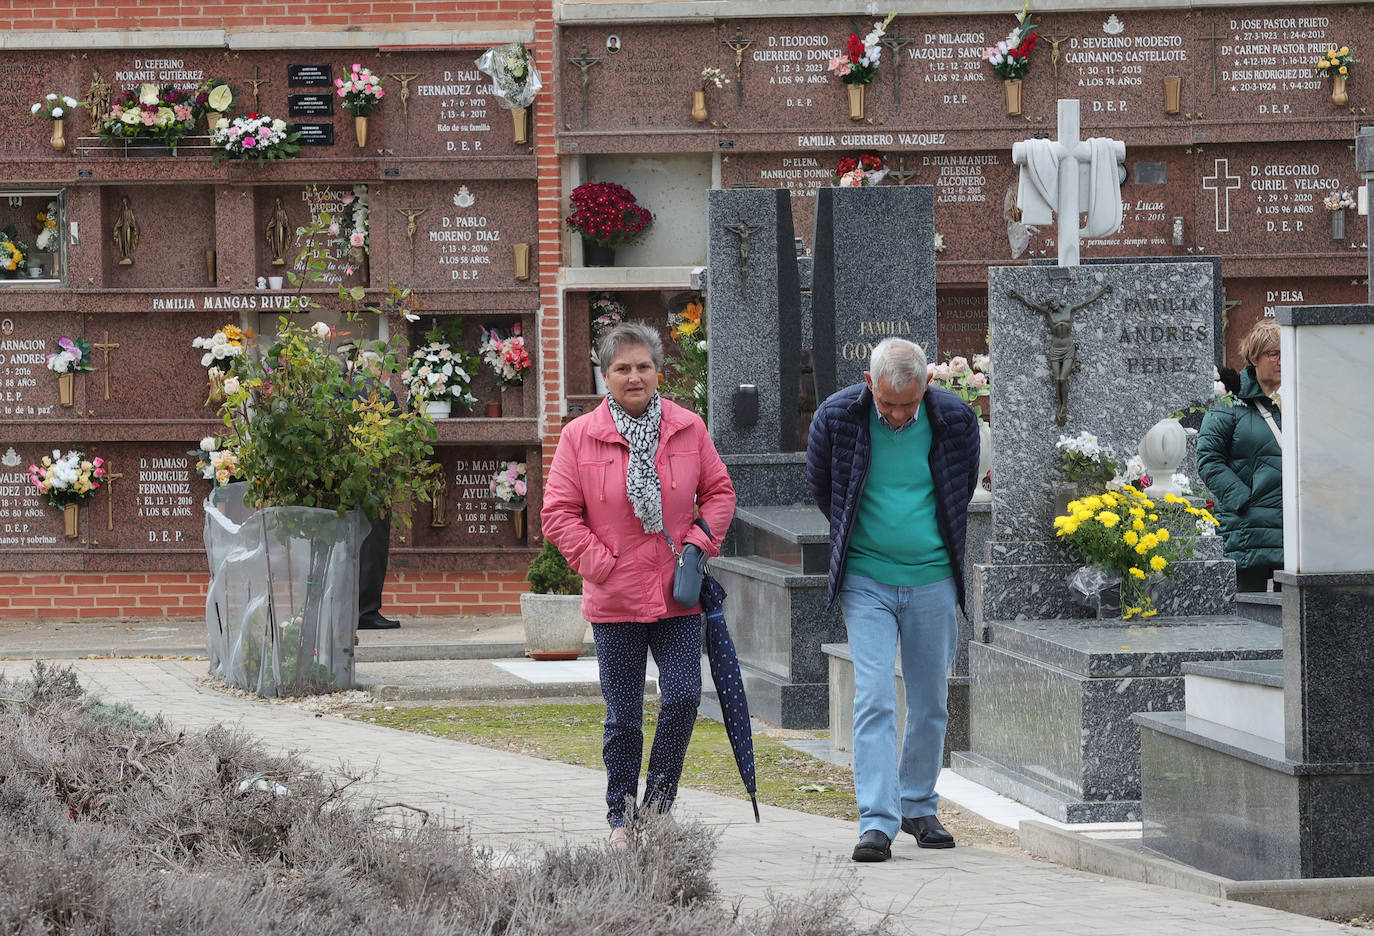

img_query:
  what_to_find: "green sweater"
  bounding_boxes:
[846,407,953,587]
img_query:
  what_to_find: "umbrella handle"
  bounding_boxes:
[751,793,760,823]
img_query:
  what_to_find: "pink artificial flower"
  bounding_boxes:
[242,137,256,148]
[341,192,355,204]
[337,87,346,97]
[514,480,527,496]
[140,111,155,126]
[352,63,362,71]
[173,104,192,121]
[375,89,384,98]
[969,372,988,388]
[334,77,344,87]
[349,232,366,247]
[329,222,341,236]
[949,356,969,374]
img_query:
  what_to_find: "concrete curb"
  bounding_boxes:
[0,641,598,664]
[1020,820,1374,918]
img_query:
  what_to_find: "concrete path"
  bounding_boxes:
[26,656,1353,936]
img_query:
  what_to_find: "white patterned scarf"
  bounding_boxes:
[608,392,664,534]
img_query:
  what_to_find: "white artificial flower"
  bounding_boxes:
[46,93,57,101]
[200,437,217,452]
[51,107,63,118]
[311,322,331,340]
[403,311,419,323]
[223,376,240,395]
[271,119,286,133]
[30,102,41,114]
[63,96,78,108]
[201,352,214,367]
[138,83,159,106]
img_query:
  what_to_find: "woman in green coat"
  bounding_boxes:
[1197,321,1283,592]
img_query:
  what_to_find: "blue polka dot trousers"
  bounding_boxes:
[592,614,703,829]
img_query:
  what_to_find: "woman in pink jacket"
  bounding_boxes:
[542,322,736,847]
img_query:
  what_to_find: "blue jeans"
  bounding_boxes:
[838,573,957,840]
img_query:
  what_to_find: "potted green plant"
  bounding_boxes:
[519,539,587,661]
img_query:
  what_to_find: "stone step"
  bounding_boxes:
[1235,590,1282,626]
[950,750,1141,823]
[821,642,969,767]
[730,504,829,574]
[1182,659,1284,745]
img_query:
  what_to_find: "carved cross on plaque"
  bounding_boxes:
[91,330,120,401]
[1198,25,1231,93]
[241,66,270,109]
[1006,285,1112,425]
[103,465,123,531]
[723,213,762,294]
[722,26,754,106]
[568,47,601,127]
[888,155,917,186]
[879,33,911,103]
[387,72,421,120]
[395,207,427,269]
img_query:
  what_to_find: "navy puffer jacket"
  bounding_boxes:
[806,382,981,610]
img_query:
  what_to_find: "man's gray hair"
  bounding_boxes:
[868,337,928,391]
[597,321,664,375]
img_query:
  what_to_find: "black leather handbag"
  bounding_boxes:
[671,517,712,607]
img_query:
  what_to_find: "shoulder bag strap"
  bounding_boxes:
[1252,398,1282,449]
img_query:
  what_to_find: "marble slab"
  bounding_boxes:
[1275,305,1374,575]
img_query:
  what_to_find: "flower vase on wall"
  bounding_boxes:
[354,115,369,148]
[1332,209,1347,240]
[57,371,74,408]
[1332,75,1348,106]
[1004,78,1023,116]
[50,120,66,152]
[847,83,864,120]
[486,399,502,418]
[424,399,452,419]
[63,503,79,539]
[512,106,529,144]
[511,506,526,540]
[349,245,370,286]
[691,90,708,122]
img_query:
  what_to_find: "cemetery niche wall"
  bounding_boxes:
[0,43,542,611]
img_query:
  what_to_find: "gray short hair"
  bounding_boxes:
[598,321,664,375]
[868,337,928,392]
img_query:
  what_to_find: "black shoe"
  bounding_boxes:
[358,615,401,630]
[851,829,891,862]
[901,814,955,849]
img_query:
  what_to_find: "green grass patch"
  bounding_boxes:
[350,703,859,820]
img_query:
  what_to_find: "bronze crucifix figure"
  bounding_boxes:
[1006,285,1112,425]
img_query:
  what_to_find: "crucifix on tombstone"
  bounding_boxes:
[387,72,421,120]
[242,66,269,109]
[887,155,916,185]
[1197,25,1230,93]
[568,47,601,127]
[1007,285,1112,425]
[1011,98,1125,267]
[722,26,754,106]
[395,206,427,269]
[879,32,911,103]
[1041,32,1073,80]
[91,330,120,401]
[103,465,123,531]
[723,213,762,295]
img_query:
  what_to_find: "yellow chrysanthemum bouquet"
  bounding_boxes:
[1055,487,1218,619]
[1314,46,1353,81]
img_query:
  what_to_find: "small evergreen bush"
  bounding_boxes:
[526,539,582,595]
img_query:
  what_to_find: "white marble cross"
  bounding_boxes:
[1011,99,1126,266]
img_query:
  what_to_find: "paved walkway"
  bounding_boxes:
[27,656,1353,936]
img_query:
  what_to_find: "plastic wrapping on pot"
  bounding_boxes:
[204,483,368,697]
[474,43,543,109]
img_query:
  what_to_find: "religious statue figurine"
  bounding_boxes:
[88,69,111,135]
[267,197,290,266]
[112,196,138,266]
[1006,285,1112,426]
[430,470,449,527]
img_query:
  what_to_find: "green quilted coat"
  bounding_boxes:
[1196,366,1283,571]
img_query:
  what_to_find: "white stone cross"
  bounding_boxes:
[1011,99,1126,266]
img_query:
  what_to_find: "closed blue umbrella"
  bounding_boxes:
[699,573,760,822]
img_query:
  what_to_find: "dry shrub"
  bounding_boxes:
[0,664,888,936]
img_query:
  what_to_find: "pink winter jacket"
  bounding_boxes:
[541,397,736,624]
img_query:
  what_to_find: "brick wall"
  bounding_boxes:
[0,570,525,618]
[2,0,559,619]
[4,1,546,31]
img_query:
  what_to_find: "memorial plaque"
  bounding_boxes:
[387,451,531,551]
[288,64,334,87]
[386,181,536,290]
[277,185,362,287]
[936,289,989,364]
[1224,277,1367,367]
[85,313,230,419]
[287,93,333,117]
[290,123,335,146]
[386,56,517,156]
[0,444,68,551]
[0,314,84,420]
[87,442,203,556]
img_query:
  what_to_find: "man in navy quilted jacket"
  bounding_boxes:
[806,337,980,863]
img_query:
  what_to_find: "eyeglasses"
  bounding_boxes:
[1260,349,1281,361]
